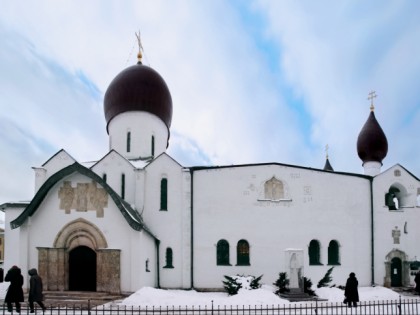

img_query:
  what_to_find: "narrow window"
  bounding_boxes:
[102,173,107,183]
[328,240,340,265]
[151,135,155,157]
[237,239,250,266]
[160,178,168,210]
[127,131,131,153]
[121,173,125,200]
[217,240,230,265]
[164,247,173,268]
[309,240,321,265]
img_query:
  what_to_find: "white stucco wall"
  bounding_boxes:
[90,150,136,202]
[17,171,153,293]
[373,165,420,286]
[191,164,372,289]
[142,154,191,289]
[3,207,26,274]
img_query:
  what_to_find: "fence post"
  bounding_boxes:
[88,299,91,315]
[211,300,214,315]
[398,295,401,315]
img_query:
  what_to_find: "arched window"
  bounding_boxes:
[237,239,250,266]
[328,240,340,265]
[127,131,131,153]
[264,177,284,200]
[217,240,230,265]
[160,178,168,210]
[151,135,155,157]
[102,173,107,183]
[308,240,321,265]
[164,247,173,268]
[385,187,400,210]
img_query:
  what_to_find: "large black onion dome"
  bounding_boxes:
[357,110,388,164]
[104,63,173,132]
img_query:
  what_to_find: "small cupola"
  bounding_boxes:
[356,91,388,176]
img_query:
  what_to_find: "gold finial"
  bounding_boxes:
[325,144,329,159]
[135,31,144,63]
[367,90,377,111]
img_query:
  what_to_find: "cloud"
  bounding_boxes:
[1,0,419,206]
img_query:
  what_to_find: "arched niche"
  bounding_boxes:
[385,183,409,210]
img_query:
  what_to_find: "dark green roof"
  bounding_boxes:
[10,162,156,238]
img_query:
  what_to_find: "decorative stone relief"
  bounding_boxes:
[58,181,108,217]
[392,226,401,244]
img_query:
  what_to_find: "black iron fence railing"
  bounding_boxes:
[2,298,420,315]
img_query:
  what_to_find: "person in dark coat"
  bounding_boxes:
[415,270,420,295]
[344,272,359,307]
[28,268,47,313]
[4,266,24,313]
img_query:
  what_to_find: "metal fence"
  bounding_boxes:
[2,298,420,315]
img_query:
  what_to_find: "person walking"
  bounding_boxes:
[28,268,47,313]
[415,270,420,295]
[344,272,359,307]
[4,266,24,313]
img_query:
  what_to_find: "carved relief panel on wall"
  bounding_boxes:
[58,181,108,217]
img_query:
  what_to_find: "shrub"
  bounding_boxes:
[273,272,290,295]
[223,274,263,295]
[317,267,334,288]
[303,277,316,296]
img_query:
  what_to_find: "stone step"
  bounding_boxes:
[25,291,128,308]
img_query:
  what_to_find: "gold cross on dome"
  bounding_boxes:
[135,31,144,62]
[367,90,377,111]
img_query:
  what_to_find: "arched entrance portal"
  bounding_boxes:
[69,246,97,291]
[384,249,409,287]
[391,257,402,287]
[37,218,121,293]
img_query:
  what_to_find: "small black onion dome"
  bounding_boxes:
[357,110,388,164]
[323,158,334,171]
[104,63,173,133]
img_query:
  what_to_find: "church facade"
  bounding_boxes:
[2,53,420,294]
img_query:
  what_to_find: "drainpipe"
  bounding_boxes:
[189,168,194,289]
[156,239,160,288]
[370,178,375,285]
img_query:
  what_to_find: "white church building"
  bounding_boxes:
[2,51,420,294]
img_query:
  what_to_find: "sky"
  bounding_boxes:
[1,1,420,206]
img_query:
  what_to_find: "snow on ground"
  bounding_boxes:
[0,282,417,307]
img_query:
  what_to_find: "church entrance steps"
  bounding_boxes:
[36,291,129,307]
[279,288,324,302]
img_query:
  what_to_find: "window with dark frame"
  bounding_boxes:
[121,173,125,200]
[327,240,340,265]
[309,239,321,265]
[160,178,168,210]
[216,239,230,265]
[164,247,174,268]
[127,131,131,153]
[237,239,250,266]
